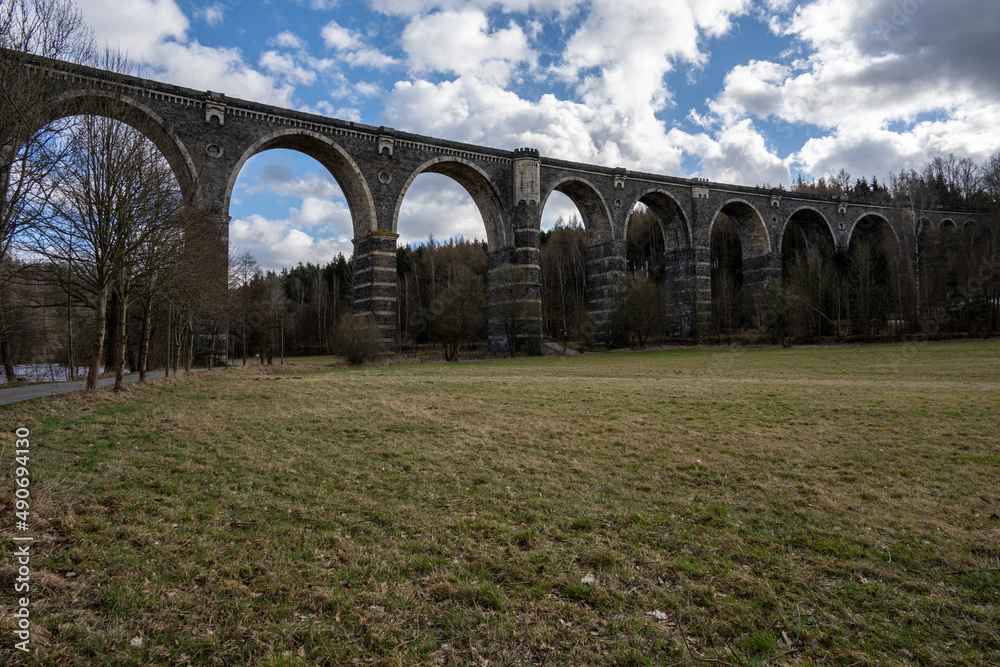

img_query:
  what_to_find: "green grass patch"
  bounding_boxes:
[1,340,999,665]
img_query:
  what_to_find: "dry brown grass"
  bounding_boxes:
[0,340,998,665]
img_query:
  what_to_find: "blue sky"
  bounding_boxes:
[76,0,1000,270]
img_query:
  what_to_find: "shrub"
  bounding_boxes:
[334,314,384,365]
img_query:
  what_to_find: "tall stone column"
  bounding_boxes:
[664,248,694,338]
[212,212,231,361]
[743,252,781,310]
[512,212,543,356]
[691,245,713,337]
[352,230,398,352]
[487,247,514,354]
[488,202,543,356]
[485,149,542,356]
[585,240,626,346]
[690,182,714,338]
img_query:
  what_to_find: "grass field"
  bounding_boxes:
[1,340,999,666]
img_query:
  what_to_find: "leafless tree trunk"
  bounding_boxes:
[30,59,183,390]
[0,0,92,382]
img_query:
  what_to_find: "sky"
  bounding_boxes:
[73,0,1000,271]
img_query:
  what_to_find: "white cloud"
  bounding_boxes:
[322,20,400,70]
[148,40,296,106]
[259,50,318,86]
[199,4,225,27]
[321,21,361,51]
[558,0,749,113]
[247,165,342,201]
[231,163,354,269]
[77,0,188,62]
[401,10,536,85]
[397,174,486,245]
[354,81,382,98]
[378,0,756,181]
[383,75,688,174]
[799,110,1000,181]
[270,31,308,51]
[703,0,1000,179]
[230,214,353,271]
[77,0,296,106]
[671,120,790,186]
[371,0,583,16]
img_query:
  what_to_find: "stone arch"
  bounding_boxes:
[939,218,958,233]
[539,177,618,346]
[708,200,772,331]
[915,217,936,261]
[848,213,900,255]
[780,207,835,276]
[936,219,962,259]
[848,213,901,336]
[225,128,376,240]
[540,176,614,245]
[779,207,835,254]
[629,189,694,337]
[629,189,691,252]
[710,200,771,257]
[394,157,508,250]
[962,220,980,247]
[47,89,200,205]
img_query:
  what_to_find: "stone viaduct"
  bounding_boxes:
[4,50,982,353]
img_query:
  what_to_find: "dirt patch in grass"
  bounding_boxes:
[2,340,999,665]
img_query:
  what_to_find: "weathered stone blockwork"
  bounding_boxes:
[353,231,399,349]
[6,49,983,353]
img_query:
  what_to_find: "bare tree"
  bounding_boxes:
[32,99,182,390]
[434,263,486,361]
[609,274,666,348]
[131,215,183,380]
[230,249,261,366]
[0,0,92,381]
[496,263,530,358]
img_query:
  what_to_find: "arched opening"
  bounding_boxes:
[938,220,963,294]
[540,178,614,347]
[627,204,666,280]
[229,149,355,270]
[539,191,587,350]
[624,191,692,339]
[781,208,835,274]
[545,178,613,243]
[849,214,899,255]
[962,220,978,246]
[777,208,838,339]
[394,163,502,357]
[710,202,768,335]
[228,130,382,354]
[49,91,198,205]
[226,130,375,242]
[915,218,936,324]
[395,158,506,249]
[227,148,356,360]
[848,214,900,337]
[2,111,201,385]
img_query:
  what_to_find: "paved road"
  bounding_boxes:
[544,341,580,355]
[0,369,208,406]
